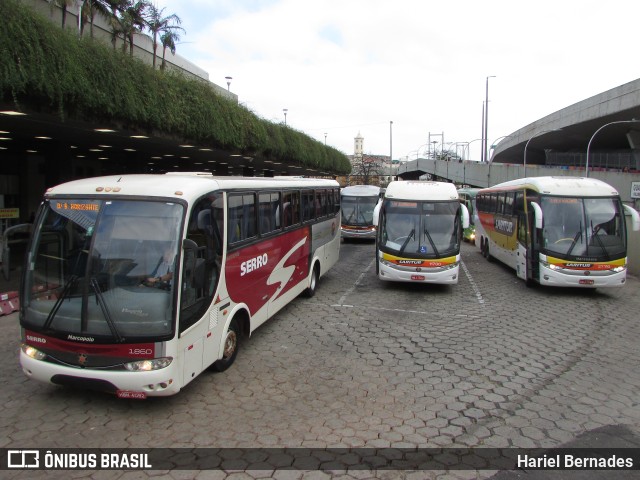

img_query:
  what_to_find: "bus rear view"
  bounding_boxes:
[373,181,468,284]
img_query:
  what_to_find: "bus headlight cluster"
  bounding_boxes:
[124,357,173,372]
[540,261,560,271]
[21,344,47,361]
[612,266,626,273]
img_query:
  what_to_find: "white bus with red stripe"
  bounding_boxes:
[20,173,340,398]
[373,181,469,284]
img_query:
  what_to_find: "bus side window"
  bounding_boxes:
[302,190,314,222]
[259,192,280,235]
[283,191,300,228]
[228,193,256,244]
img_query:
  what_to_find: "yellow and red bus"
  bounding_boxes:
[475,176,639,287]
[373,181,469,284]
[20,173,340,398]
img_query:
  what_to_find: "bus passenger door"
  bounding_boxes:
[516,212,528,282]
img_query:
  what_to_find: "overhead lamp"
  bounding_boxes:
[35,136,51,140]
[94,128,116,133]
[179,144,194,148]
[98,145,112,148]
[0,137,11,141]
[164,154,174,157]
[151,156,161,160]
[130,135,148,139]
[124,148,136,152]
[0,110,26,116]
[199,148,212,152]
[26,150,38,153]
[90,149,103,152]
[0,130,9,134]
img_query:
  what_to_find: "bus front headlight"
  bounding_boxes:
[612,266,626,273]
[124,357,173,372]
[21,344,47,361]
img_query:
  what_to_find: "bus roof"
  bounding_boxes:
[341,185,381,196]
[44,173,339,200]
[479,176,619,197]
[384,181,459,201]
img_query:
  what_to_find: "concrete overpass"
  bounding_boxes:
[398,77,640,205]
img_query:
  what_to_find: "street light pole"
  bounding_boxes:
[462,138,482,161]
[283,108,288,126]
[484,75,496,163]
[488,135,513,162]
[586,120,640,177]
[524,129,561,177]
[389,121,393,184]
[225,76,232,91]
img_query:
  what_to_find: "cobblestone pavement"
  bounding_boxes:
[2,240,640,480]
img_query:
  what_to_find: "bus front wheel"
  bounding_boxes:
[210,318,239,373]
[304,264,319,298]
[483,238,492,261]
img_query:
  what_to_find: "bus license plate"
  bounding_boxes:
[579,279,595,285]
[117,390,147,400]
[411,275,425,281]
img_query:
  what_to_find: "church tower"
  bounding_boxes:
[354,132,364,156]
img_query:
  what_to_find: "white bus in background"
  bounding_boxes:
[340,185,382,240]
[20,173,341,398]
[373,181,469,284]
[475,176,640,287]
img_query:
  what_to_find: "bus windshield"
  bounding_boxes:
[381,200,460,257]
[341,195,378,226]
[23,199,183,341]
[541,196,626,259]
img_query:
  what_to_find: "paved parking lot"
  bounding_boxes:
[2,240,640,479]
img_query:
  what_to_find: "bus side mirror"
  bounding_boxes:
[623,204,640,231]
[530,202,543,230]
[460,204,470,229]
[372,201,381,227]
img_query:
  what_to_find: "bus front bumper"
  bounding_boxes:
[20,350,182,398]
[378,261,460,284]
[538,264,627,288]
[341,227,376,239]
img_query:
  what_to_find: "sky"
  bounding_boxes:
[152,0,640,162]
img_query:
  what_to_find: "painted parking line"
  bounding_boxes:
[334,257,376,307]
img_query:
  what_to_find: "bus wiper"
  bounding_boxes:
[423,227,440,257]
[43,274,78,331]
[346,210,355,224]
[90,277,124,343]
[400,228,415,254]
[590,221,609,257]
[566,222,583,257]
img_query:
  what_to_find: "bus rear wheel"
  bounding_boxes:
[210,318,239,373]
